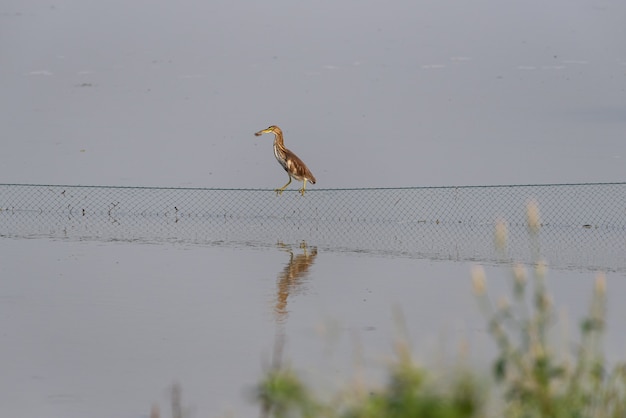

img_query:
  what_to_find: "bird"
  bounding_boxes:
[254,125,316,196]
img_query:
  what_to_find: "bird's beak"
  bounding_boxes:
[254,128,272,136]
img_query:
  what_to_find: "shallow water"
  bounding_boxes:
[1,233,625,418]
[2,1,625,188]
[2,184,626,417]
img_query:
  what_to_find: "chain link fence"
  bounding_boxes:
[1,183,625,271]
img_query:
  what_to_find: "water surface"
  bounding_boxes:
[1,234,625,418]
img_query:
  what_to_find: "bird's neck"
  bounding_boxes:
[273,132,286,152]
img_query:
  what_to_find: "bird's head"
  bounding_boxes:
[254,125,282,137]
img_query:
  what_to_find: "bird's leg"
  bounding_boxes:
[298,179,308,196]
[275,175,292,195]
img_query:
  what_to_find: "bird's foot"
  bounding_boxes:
[274,189,284,196]
[298,188,306,196]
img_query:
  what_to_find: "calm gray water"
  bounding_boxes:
[2,0,626,416]
[1,0,625,188]
[1,236,626,418]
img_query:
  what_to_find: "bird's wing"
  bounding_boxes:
[285,150,315,183]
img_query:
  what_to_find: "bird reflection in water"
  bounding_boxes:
[260,241,318,418]
[274,241,318,324]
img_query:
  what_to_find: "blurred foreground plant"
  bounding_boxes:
[255,345,484,418]
[470,201,626,418]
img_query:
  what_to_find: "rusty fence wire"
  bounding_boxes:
[1,183,625,271]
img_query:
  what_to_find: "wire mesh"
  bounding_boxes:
[1,183,625,272]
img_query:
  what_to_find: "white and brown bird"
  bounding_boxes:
[254,125,316,196]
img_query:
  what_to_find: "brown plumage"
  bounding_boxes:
[254,125,316,196]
